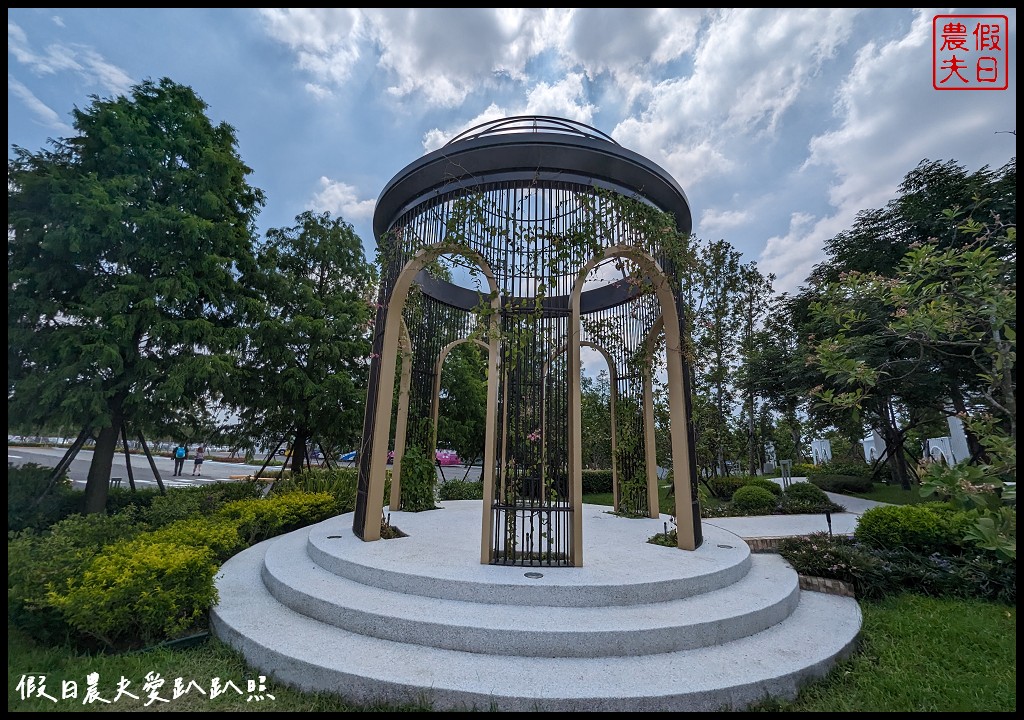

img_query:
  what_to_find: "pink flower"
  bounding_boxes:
[527,429,541,442]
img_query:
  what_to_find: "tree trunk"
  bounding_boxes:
[290,429,309,475]
[786,403,803,463]
[84,408,123,514]
[878,398,912,491]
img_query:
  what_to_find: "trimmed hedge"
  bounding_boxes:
[808,474,875,494]
[582,469,614,494]
[731,485,778,515]
[854,503,975,555]
[439,479,484,500]
[743,477,783,496]
[8,463,82,532]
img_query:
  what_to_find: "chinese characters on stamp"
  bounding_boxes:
[933,14,1009,90]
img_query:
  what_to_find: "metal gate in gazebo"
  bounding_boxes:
[354,116,703,566]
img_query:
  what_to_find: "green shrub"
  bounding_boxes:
[813,460,873,477]
[397,445,439,512]
[280,467,360,513]
[777,533,878,586]
[743,477,782,495]
[145,517,244,562]
[791,463,818,477]
[808,474,875,494]
[778,481,845,514]
[143,482,268,528]
[216,491,338,544]
[8,511,145,645]
[778,533,1015,603]
[104,486,162,516]
[731,485,778,515]
[705,475,748,501]
[582,469,614,494]
[8,463,82,532]
[854,503,974,555]
[439,479,484,500]
[46,536,220,651]
[784,481,830,503]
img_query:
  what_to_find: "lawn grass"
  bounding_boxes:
[9,594,1014,712]
[844,482,933,506]
[749,594,1016,712]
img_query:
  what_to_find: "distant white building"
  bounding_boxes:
[923,413,972,467]
[810,439,832,465]
[946,414,971,463]
[861,430,885,463]
[924,436,956,465]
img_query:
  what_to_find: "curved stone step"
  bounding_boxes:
[212,538,862,712]
[305,502,753,606]
[261,526,802,657]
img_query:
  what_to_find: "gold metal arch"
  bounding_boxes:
[569,246,697,559]
[357,244,501,542]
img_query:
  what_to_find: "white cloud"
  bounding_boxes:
[563,8,703,84]
[758,212,841,294]
[308,177,376,221]
[8,20,133,97]
[258,8,363,92]
[760,9,1015,293]
[78,48,134,97]
[522,73,595,123]
[699,208,751,236]
[366,8,533,107]
[7,74,73,134]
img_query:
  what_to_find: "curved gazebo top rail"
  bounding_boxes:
[444,115,620,146]
[373,115,692,242]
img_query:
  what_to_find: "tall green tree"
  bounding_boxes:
[795,156,1016,485]
[579,370,613,470]
[743,293,809,464]
[8,77,265,513]
[234,210,376,473]
[437,341,488,467]
[681,238,745,476]
[734,261,775,475]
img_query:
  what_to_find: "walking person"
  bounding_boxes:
[173,443,187,476]
[192,445,205,476]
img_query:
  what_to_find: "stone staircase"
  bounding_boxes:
[211,500,862,711]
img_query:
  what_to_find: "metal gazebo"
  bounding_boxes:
[353,116,703,566]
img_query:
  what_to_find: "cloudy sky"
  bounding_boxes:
[7,8,1017,295]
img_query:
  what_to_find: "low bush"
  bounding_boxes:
[779,481,845,514]
[705,475,749,501]
[144,482,264,528]
[8,463,82,532]
[854,503,974,555]
[808,474,875,494]
[439,479,484,501]
[731,485,778,515]
[278,467,360,514]
[46,536,220,651]
[216,491,338,545]
[778,533,1015,604]
[813,460,873,478]
[582,469,613,494]
[8,511,146,645]
[743,477,782,495]
[791,463,819,478]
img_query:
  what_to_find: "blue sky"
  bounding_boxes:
[8,8,1017,296]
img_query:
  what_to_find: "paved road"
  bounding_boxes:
[8,445,484,491]
[7,445,275,491]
